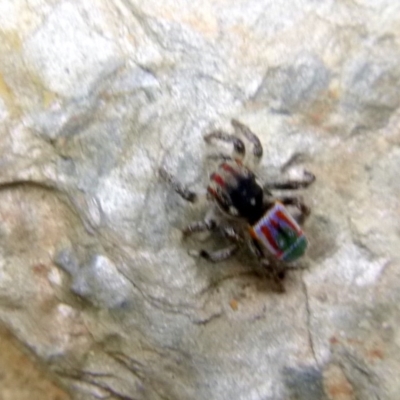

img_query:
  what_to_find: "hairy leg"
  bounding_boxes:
[259,259,286,292]
[159,167,198,203]
[194,244,239,262]
[264,170,315,191]
[231,119,263,163]
[206,153,233,162]
[277,195,311,223]
[187,223,242,262]
[204,130,245,161]
[220,225,243,243]
[182,219,217,236]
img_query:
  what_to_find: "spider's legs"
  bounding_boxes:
[206,153,233,162]
[204,120,263,165]
[260,259,286,291]
[263,170,315,191]
[231,119,263,165]
[248,239,285,279]
[159,167,198,203]
[183,219,217,236]
[204,130,245,161]
[263,170,315,224]
[279,196,311,223]
[196,244,238,262]
[190,225,242,263]
[247,236,263,259]
[264,195,311,225]
[220,225,243,243]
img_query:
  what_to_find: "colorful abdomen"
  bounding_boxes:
[249,202,307,262]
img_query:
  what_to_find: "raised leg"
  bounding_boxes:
[204,130,245,160]
[264,170,315,191]
[231,119,263,163]
[159,167,198,203]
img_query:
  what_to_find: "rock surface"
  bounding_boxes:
[0,1,400,399]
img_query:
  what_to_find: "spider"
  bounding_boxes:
[160,119,315,280]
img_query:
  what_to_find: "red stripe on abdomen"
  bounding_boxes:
[275,209,300,233]
[261,225,281,256]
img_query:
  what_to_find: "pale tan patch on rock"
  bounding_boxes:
[0,325,71,400]
[323,363,355,400]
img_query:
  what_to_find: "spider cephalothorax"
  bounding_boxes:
[160,119,315,279]
[207,160,264,224]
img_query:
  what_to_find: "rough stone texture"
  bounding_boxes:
[0,1,399,399]
[0,325,71,400]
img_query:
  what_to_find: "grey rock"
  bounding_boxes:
[0,1,399,400]
[23,1,122,98]
[254,53,331,113]
[284,366,327,400]
[58,251,133,309]
[341,47,400,131]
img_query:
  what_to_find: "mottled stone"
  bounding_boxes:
[0,1,399,399]
[56,250,133,309]
[0,325,71,400]
[23,2,121,97]
[254,53,331,113]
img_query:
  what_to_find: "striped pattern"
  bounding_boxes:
[249,202,307,262]
[207,160,248,205]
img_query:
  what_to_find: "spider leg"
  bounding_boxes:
[246,235,284,280]
[183,219,217,236]
[247,237,264,259]
[264,170,315,191]
[159,167,198,203]
[278,196,311,220]
[193,244,238,263]
[206,153,233,162]
[204,130,245,161]
[188,224,242,262]
[264,195,311,224]
[248,237,285,282]
[280,152,308,173]
[231,119,263,164]
[260,259,286,292]
[220,225,243,243]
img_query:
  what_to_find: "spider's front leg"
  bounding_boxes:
[159,167,198,203]
[204,129,245,161]
[231,119,263,164]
